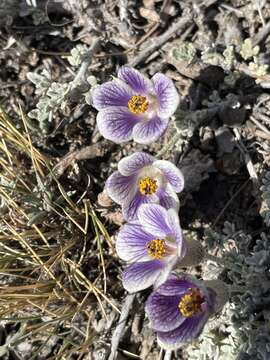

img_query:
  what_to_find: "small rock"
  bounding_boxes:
[216,151,242,175]
[218,106,246,127]
[215,126,235,155]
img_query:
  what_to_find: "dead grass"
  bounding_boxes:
[0,106,118,359]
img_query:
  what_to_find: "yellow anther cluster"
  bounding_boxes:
[128,95,149,114]
[147,239,166,259]
[139,177,158,195]
[178,288,204,318]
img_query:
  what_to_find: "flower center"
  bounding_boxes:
[139,177,158,195]
[128,95,149,114]
[178,288,204,317]
[147,239,166,259]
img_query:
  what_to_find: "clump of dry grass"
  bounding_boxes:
[0,106,118,359]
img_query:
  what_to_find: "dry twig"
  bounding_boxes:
[53,140,111,177]
[252,20,270,46]
[109,293,136,360]
[233,128,259,188]
[128,10,193,67]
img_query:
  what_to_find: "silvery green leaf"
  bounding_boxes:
[27,70,51,95]
[84,90,92,105]
[248,62,268,78]
[171,41,197,64]
[201,48,225,67]
[223,46,236,70]
[27,72,44,85]
[87,75,97,86]
[37,98,51,113]
[40,69,51,80]
[240,38,260,60]
[199,223,270,360]
[67,44,90,67]
[47,82,70,105]
[28,109,40,119]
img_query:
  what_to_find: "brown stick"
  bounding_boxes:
[253,20,270,46]
[53,140,111,177]
[128,9,193,67]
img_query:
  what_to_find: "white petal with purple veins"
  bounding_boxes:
[92,79,134,110]
[97,106,139,143]
[118,152,154,176]
[157,185,180,212]
[132,116,169,144]
[155,277,194,296]
[118,66,153,95]
[116,222,153,262]
[154,256,179,288]
[122,260,164,292]
[157,312,209,350]
[152,73,179,118]
[122,191,159,221]
[153,160,184,192]
[105,171,137,205]
[168,209,186,253]
[138,204,173,238]
[145,292,185,332]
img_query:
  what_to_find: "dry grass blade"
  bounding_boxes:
[0,106,118,357]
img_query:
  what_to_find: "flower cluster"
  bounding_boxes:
[92,67,228,350]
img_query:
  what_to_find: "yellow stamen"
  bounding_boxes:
[139,177,158,195]
[178,288,204,318]
[147,239,166,259]
[128,95,149,114]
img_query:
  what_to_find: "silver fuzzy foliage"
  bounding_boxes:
[67,44,90,67]
[201,45,236,71]
[27,43,97,133]
[187,303,239,360]
[240,39,260,61]
[27,69,51,96]
[171,41,197,65]
[27,70,70,133]
[187,222,270,360]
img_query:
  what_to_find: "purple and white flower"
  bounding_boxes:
[106,152,184,221]
[145,275,220,350]
[116,204,186,293]
[92,66,179,144]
